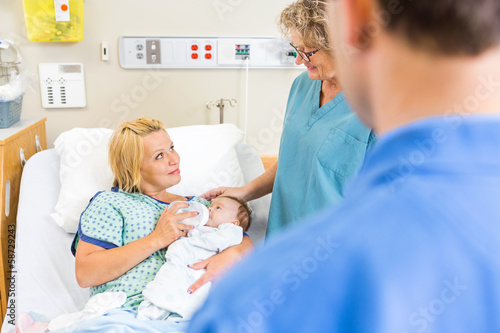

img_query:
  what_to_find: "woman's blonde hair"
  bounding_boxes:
[109,117,165,193]
[278,0,331,50]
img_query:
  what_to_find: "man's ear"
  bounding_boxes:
[333,0,376,49]
[231,220,240,226]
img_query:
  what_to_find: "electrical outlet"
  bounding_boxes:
[146,39,161,64]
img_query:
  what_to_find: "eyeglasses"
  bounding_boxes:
[289,43,321,62]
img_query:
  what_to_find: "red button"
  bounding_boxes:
[191,53,198,59]
[191,45,198,51]
[205,53,212,59]
[205,45,212,51]
[61,4,68,11]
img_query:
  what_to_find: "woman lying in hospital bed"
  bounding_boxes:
[45,197,251,331]
[16,118,254,332]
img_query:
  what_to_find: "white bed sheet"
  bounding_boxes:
[1,144,270,332]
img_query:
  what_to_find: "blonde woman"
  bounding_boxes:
[203,0,376,237]
[72,117,253,318]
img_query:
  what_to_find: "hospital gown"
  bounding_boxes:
[188,116,500,332]
[267,71,375,237]
[71,188,209,312]
[137,223,243,321]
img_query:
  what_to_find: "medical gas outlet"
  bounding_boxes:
[235,44,250,60]
[119,36,299,69]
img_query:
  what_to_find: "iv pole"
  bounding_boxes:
[206,98,237,124]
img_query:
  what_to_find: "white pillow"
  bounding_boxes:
[51,124,245,233]
[166,124,244,196]
[52,128,115,233]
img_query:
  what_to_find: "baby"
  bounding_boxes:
[137,196,251,321]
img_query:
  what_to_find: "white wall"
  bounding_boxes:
[0,0,300,154]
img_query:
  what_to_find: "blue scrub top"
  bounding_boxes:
[267,71,375,237]
[188,116,500,333]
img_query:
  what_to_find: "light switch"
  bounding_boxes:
[101,41,109,61]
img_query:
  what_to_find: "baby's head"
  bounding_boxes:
[206,196,252,232]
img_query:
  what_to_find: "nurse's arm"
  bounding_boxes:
[201,161,278,202]
[242,161,277,201]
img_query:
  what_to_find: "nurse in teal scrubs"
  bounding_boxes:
[203,0,375,237]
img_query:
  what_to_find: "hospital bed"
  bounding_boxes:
[0,124,271,332]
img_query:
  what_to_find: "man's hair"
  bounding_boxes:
[376,0,500,55]
[109,117,166,193]
[219,196,252,232]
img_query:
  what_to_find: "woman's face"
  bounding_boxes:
[291,29,336,82]
[140,130,181,194]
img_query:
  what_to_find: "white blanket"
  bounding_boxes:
[137,223,243,321]
[48,292,126,331]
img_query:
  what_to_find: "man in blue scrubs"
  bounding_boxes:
[188,0,500,332]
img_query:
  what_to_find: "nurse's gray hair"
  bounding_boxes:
[278,0,331,50]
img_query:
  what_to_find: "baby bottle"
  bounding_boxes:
[170,201,209,227]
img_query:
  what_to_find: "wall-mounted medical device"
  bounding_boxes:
[118,36,300,69]
[22,0,84,42]
[38,62,86,108]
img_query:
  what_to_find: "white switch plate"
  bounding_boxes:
[39,62,86,108]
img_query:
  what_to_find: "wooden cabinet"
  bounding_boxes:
[260,155,278,170]
[0,118,47,324]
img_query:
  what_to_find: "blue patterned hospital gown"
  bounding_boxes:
[71,188,209,312]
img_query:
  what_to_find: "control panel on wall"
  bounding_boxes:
[119,36,300,69]
[39,62,86,108]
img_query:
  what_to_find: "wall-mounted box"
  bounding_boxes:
[22,0,84,42]
[39,63,86,108]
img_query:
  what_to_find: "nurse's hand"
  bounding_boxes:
[201,186,246,201]
[187,236,254,294]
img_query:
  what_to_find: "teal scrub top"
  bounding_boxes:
[267,71,375,237]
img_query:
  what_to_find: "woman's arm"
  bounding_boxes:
[187,235,254,294]
[202,161,278,201]
[75,202,198,288]
[75,235,164,288]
